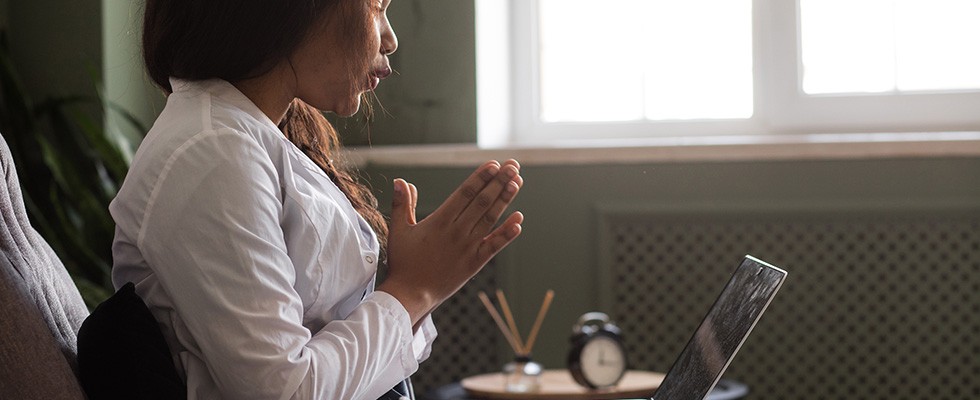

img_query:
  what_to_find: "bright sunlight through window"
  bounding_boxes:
[491,0,980,143]
[801,0,980,94]
[537,0,753,123]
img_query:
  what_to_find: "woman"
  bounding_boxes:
[109,0,524,398]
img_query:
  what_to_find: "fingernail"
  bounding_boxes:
[393,179,403,193]
[506,181,519,193]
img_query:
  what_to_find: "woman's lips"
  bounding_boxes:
[375,66,392,79]
[368,66,391,91]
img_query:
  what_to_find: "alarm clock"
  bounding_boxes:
[567,312,628,389]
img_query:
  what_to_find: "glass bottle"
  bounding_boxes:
[503,356,543,393]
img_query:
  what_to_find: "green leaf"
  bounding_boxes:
[72,276,112,310]
[1,27,147,308]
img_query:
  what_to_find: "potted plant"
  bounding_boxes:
[0,30,146,308]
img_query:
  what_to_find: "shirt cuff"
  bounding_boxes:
[413,315,437,362]
[363,291,421,376]
[367,291,439,363]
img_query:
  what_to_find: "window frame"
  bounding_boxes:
[488,0,980,146]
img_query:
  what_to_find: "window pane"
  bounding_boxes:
[538,0,753,123]
[800,0,895,94]
[801,0,980,94]
[642,0,753,120]
[539,0,646,122]
[894,0,980,91]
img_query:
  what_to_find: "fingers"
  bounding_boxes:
[391,179,418,228]
[409,182,418,224]
[437,160,501,220]
[457,160,521,235]
[469,166,523,236]
[477,211,524,261]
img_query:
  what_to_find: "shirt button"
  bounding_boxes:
[365,255,375,264]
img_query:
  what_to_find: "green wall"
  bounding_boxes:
[102,0,165,133]
[2,0,163,134]
[2,0,471,142]
[0,0,8,31]
[6,0,102,103]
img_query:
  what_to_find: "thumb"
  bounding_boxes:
[390,179,413,228]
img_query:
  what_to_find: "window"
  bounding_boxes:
[478,0,980,145]
[800,0,980,95]
[538,0,753,123]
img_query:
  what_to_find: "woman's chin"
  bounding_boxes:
[333,98,362,117]
[304,95,360,117]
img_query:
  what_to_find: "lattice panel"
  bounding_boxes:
[411,258,502,395]
[602,211,980,400]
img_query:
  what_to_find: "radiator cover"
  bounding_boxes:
[598,204,980,399]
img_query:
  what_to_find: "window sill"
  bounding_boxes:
[342,132,980,168]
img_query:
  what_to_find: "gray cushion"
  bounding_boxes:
[0,253,86,399]
[0,132,88,399]
[0,133,89,367]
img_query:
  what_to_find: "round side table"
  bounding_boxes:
[422,378,749,400]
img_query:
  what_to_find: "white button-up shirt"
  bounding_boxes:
[110,78,436,400]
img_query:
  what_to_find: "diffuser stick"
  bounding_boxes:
[478,291,524,355]
[496,290,526,354]
[523,290,554,355]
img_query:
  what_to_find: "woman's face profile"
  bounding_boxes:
[287,0,398,117]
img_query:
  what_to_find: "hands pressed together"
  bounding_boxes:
[378,159,524,327]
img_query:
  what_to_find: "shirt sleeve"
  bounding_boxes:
[137,130,416,400]
[413,314,437,363]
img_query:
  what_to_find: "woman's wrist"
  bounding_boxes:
[376,280,436,327]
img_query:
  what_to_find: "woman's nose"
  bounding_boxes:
[381,15,398,55]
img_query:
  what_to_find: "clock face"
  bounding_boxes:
[579,335,627,387]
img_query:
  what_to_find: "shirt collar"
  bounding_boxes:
[168,77,281,133]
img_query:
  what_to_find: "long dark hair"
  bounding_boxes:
[142,0,388,248]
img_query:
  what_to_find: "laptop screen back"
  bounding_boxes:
[652,256,787,400]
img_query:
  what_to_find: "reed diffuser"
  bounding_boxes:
[479,289,555,393]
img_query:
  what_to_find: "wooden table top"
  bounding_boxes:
[460,369,665,399]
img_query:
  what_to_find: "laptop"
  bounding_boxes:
[645,255,787,400]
